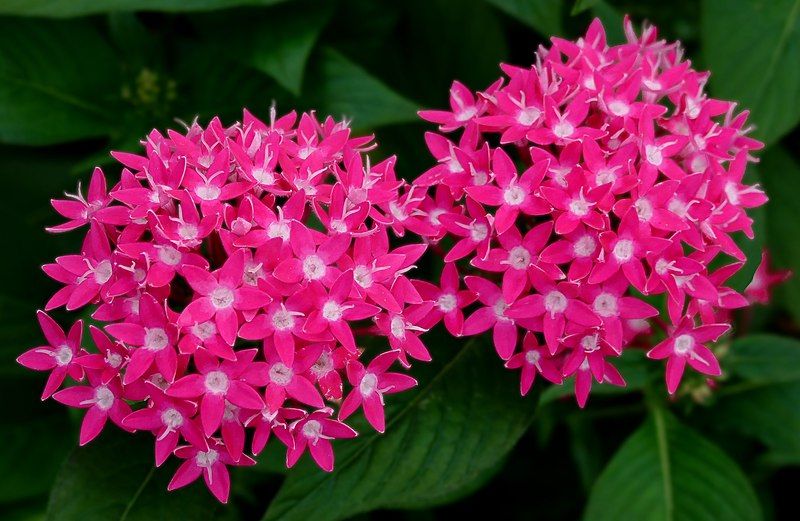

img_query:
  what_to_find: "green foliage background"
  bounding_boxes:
[1,0,799,520]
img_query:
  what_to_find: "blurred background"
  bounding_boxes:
[2,0,799,520]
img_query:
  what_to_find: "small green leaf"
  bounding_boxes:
[306,47,419,130]
[584,409,762,521]
[484,0,564,36]
[0,18,121,145]
[726,334,800,383]
[702,0,800,145]
[262,339,538,521]
[0,0,289,17]
[46,431,223,521]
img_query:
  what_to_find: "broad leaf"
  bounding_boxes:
[702,0,800,145]
[584,409,762,521]
[262,339,537,521]
[758,147,800,322]
[305,48,418,130]
[0,19,121,145]
[484,0,564,36]
[0,0,288,17]
[726,334,800,383]
[46,431,224,521]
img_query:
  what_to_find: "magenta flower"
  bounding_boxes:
[166,349,265,436]
[178,249,272,345]
[411,17,766,407]
[53,373,132,445]
[413,262,477,336]
[285,409,357,472]
[338,350,417,432]
[168,438,255,503]
[17,311,86,399]
[647,319,729,394]
[48,167,130,232]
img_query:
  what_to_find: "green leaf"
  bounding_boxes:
[0,18,121,145]
[305,47,419,130]
[262,339,537,521]
[702,0,800,145]
[484,0,564,36]
[726,334,800,383]
[0,0,289,17]
[710,381,800,466]
[758,147,800,322]
[46,431,224,521]
[571,0,599,15]
[586,1,624,44]
[584,409,762,521]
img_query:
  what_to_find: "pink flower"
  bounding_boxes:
[413,263,477,336]
[166,349,265,436]
[53,374,132,445]
[504,333,562,395]
[17,311,86,399]
[48,167,131,232]
[339,350,417,432]
[745,250,791,304]
[647,318,729,394]
[168,438,255,503]
[462,276,520,360]
[286,409,357,472]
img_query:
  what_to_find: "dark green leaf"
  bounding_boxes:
[588,1,624,44]
[758,147,800,322]
[306,47,418,130]
[0,19,121,145]
[484,0,564,36]
[0,0,289,17]
[584,409,762,521]
[726,334,800,383]
[262,339,537,521]
[46,431,223,521]
[702,0,800,145]
[571,0,599,15]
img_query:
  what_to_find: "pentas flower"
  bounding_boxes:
[19,108,436,502]
[415,18,767,404]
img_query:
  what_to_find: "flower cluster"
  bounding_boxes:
[414,18,767,405]
[17,109,429,503]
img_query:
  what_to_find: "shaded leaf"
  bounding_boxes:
[306,47,418,130]
[0,18,121,145]
[484,0,564,36]
[726,334,800,383]
[584,409,762,521]
[262,339,537,521]
[702,0,800,145]
[0,0,289,17]
[46,431,223,521]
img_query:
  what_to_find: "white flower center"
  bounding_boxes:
[210,286,234,309]
[569,198,590,217]
[596,169,617,186]
[525,350,541,365]
[94,260,113,284]
[322,301,344,322]
[204,370,229,394]
[353,265,373,288]
[178,224,198,241]
[157,246,182,266]
[724,181,740,205]
[195,185,221,201]
[252,168,276,185]
[437,293,457,313]
[608,100,630,116]
[192,321,217,340]
[634,198,653,221]
[581,335,600,352]
[674,334,695,355]
[645,145,663,166]
[302,419,323,441]
[359,373,379,396]
[269,363,293,386]
[574,235,596,258]
[470,222,489,242]
[613,239,634,262]
[311,351,333,377]
[544,291,568,314]
[593,293,619,317]
[196,449,219,468]
[54,345,73,366]
[503,185,526,206]
[507,246,531,270]
[494,298,510,321]
[302,255,326,280]
[94,386,115,411]
[553,121,575,139]
[272,309,295,331]
[105,352,122,368]
[144,327,169,351]
[390,316,406,339]
[267,221,290,240]
[161,407,184,429]
[517,107,541,126]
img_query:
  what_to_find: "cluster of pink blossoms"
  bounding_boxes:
[413,18,768,404]
[17,109,431,502]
